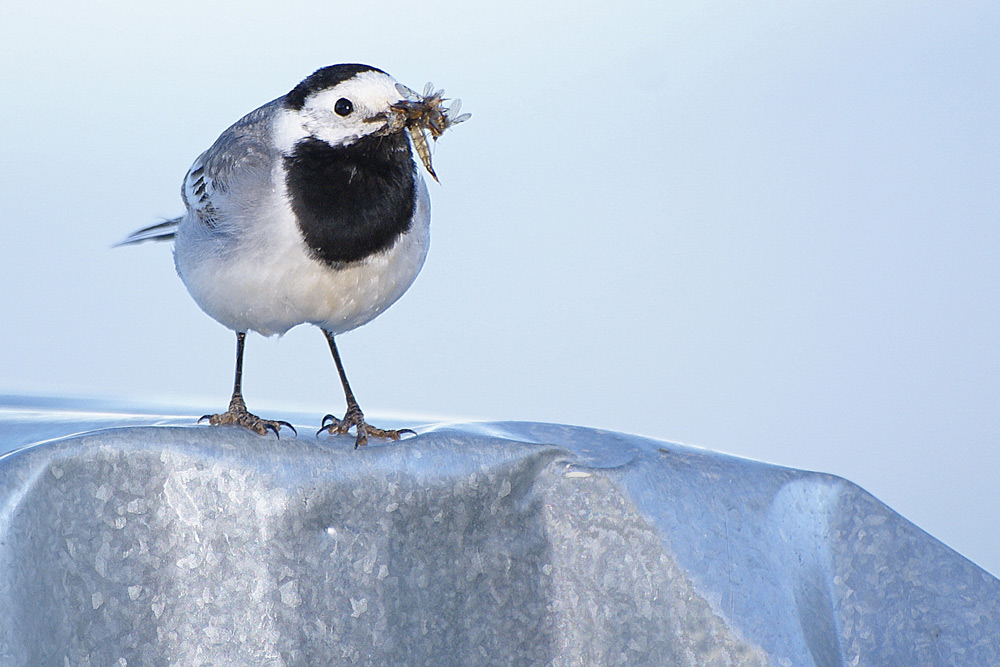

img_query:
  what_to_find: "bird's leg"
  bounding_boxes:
[199,331,296,437]
[317,330,414,448]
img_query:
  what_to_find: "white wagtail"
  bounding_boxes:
[120,64,468,447]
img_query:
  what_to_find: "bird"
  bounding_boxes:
[119,64,468,447]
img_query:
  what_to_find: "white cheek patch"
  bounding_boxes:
[272,107,370,157]
[304,108,368,149]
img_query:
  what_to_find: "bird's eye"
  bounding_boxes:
[334,98,354,116]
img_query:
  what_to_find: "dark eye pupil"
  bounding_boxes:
[334,98,353,116]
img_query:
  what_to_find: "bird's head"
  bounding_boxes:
[277,64,403,149]
[275,64,468,180]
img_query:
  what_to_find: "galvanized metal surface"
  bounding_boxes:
[1,401,997,665]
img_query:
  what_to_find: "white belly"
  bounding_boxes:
[173,176,430,337]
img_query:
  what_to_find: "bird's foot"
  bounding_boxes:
[198,395,296,438]
[318,405,415,448]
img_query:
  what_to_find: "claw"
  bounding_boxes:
[317,409,413,448]
[263,420,297,439]
[199,403,295,438]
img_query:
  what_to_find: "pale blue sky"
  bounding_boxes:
[1,2,998,575]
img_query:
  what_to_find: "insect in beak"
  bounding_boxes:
[388,82,471,183]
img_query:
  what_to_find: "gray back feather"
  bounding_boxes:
[119,97,285,246]
[183,99,284,228]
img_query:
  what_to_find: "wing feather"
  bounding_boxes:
[120,98,285,245]
[182,99,283,229]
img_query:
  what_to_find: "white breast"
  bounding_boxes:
[173,167,430,337]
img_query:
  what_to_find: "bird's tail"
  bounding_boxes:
[114,217,181,246]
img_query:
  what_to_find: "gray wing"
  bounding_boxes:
[118,97,286,246]
[180,98,285,230]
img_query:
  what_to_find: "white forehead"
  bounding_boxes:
[273,70,403,153]
[304,70,400,116]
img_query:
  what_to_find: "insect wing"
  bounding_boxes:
[395,82,422,103]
